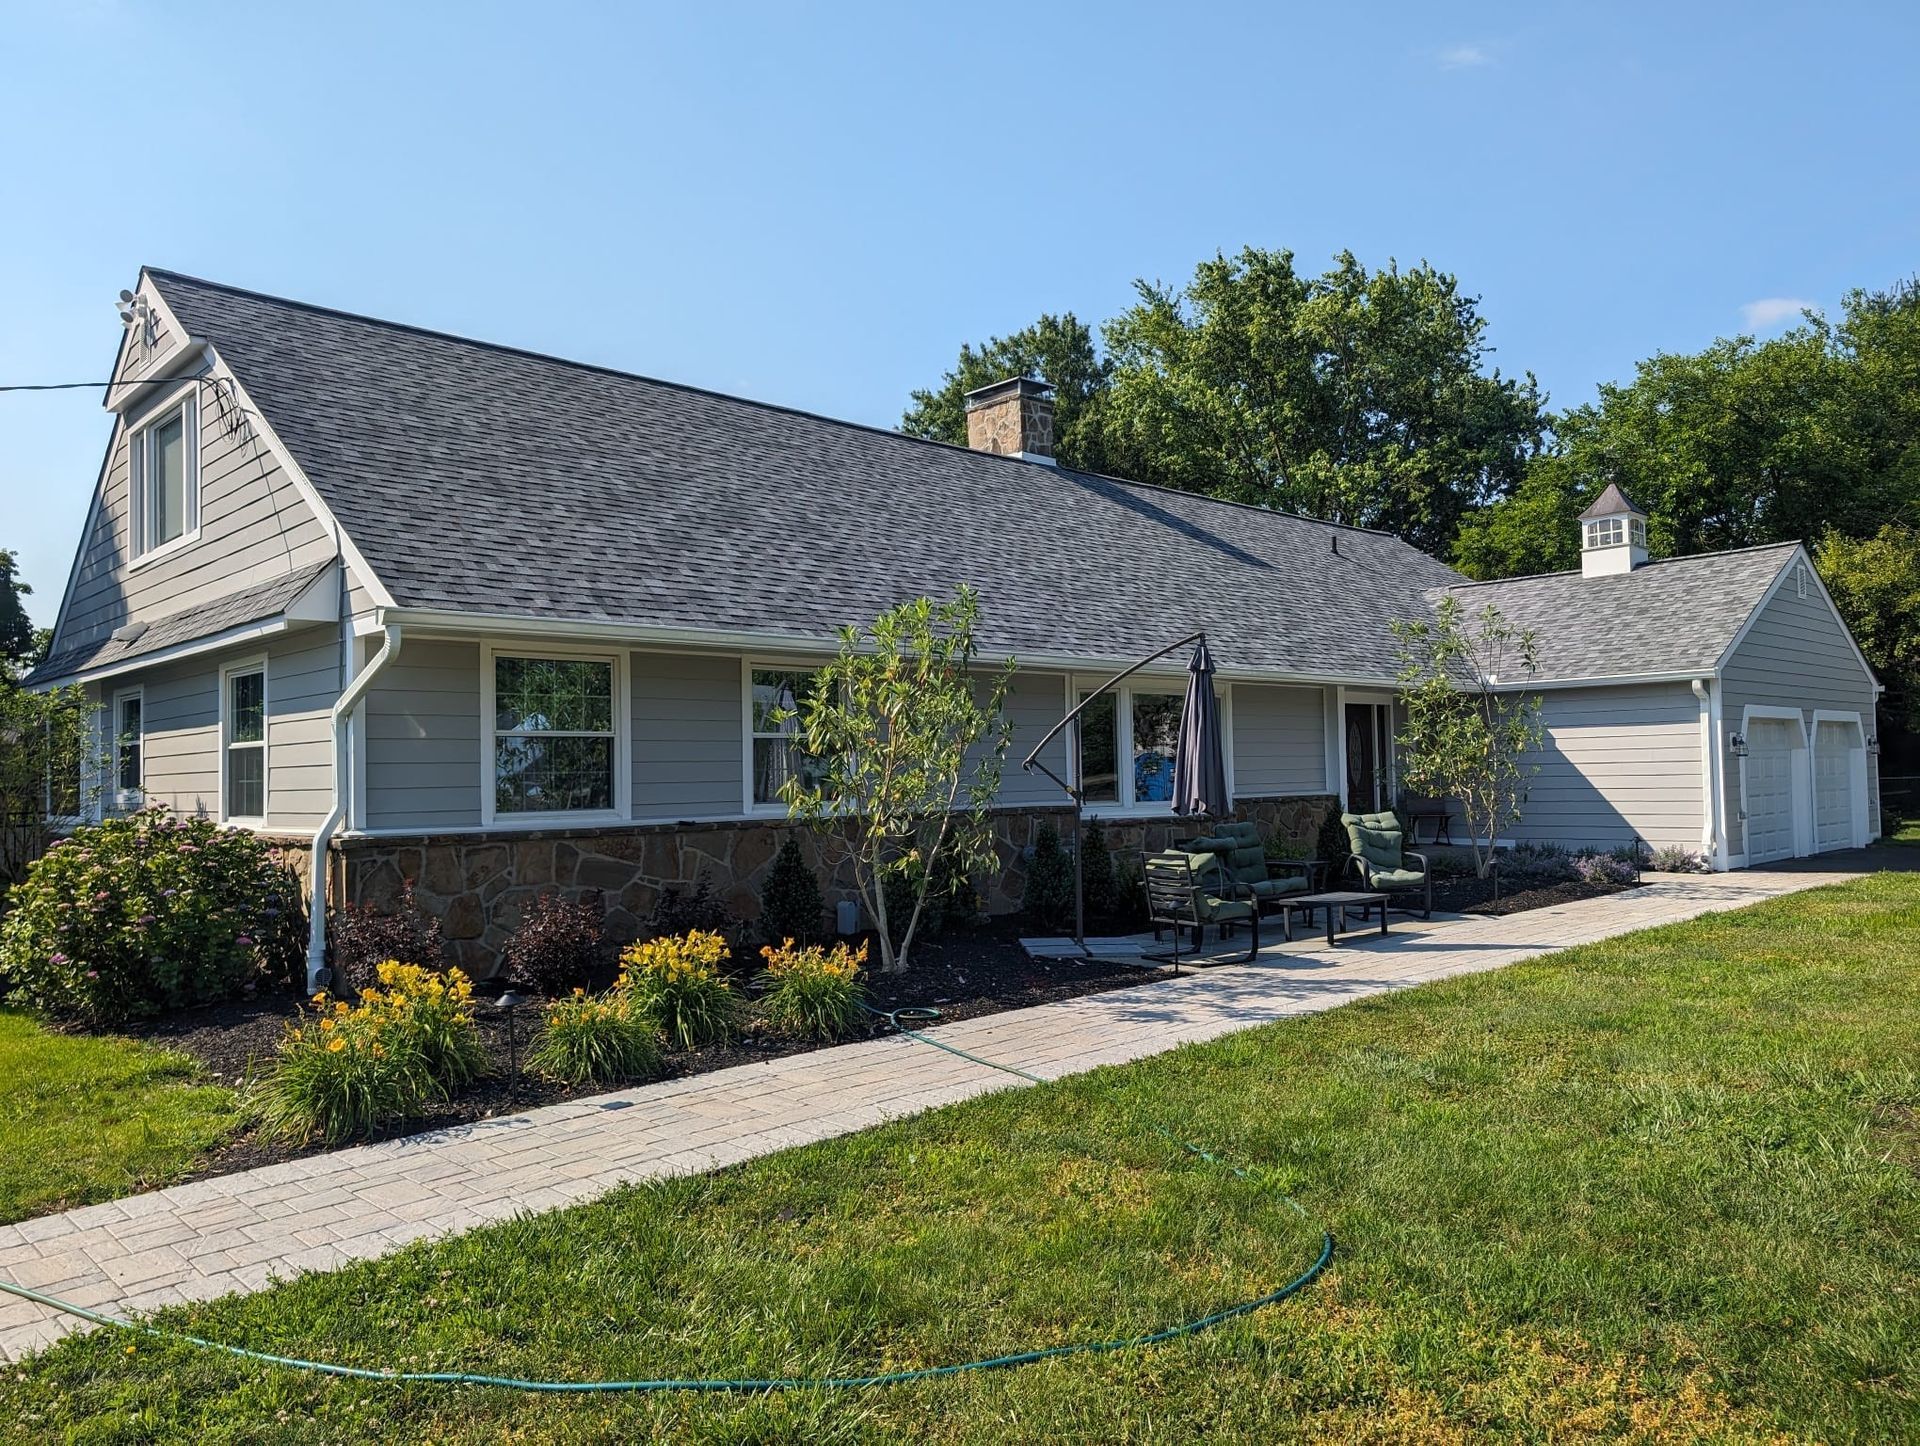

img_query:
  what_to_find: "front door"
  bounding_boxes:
[1345,702,1391,813]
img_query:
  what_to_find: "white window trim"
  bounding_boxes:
[480,642,630,827]
[742,656,830,818]
[219,655,269,825]
[110,684,144,813]
[1808,708,1872,849]
[1069,673,1234,818]
[1585,517,1625,549]
[127,385,201,567]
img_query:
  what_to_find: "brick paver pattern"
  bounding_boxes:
[0,868,1858,1361]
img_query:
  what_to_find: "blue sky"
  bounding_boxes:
[3,1,1915,626]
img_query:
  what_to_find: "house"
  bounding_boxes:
[27,271,1883,986]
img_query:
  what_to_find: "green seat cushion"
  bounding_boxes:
[1342,811,1405,871]
[1199,896,1255,922]
[1251,876,1308,899]
[1366,866,1426,889]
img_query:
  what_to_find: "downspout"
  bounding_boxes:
[307,625,402,992]
[1691,678,1720,866]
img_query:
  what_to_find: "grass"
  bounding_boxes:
[0,1010,241,1225]
[4,875,1918,1442]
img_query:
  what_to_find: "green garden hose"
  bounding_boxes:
[0,1003,1333,1392]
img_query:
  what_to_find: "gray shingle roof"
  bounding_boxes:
[146,270,1464,680]
[1436,544,1798,683]
[1578,482,1644,520]
[27,560,332,686]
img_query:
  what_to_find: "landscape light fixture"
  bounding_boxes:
[493,989,528,1102]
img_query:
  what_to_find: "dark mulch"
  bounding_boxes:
[128,920,1159,1186]
[1431,875,1639,917]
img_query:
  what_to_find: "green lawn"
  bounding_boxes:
[5,876,1918,1443]
[0,1011,241,1225]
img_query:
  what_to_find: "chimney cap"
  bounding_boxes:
[963,375,1054,410]
[1577,482,1646,521]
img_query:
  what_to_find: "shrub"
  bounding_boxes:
[1023,823,1073,929]
[1500,842,1579,889]
[328,884,444,997]
[646,874,740,944]
[1314,807,1352,883]
[618,930,741,1049]
[1080,819,1120,924]
[758,836,825,946]
[882,857,955,945]
[0,807,303,1027]
[503,891,605,994]
[529,988,663,1086]
[251,963,483,1143]
[758,937,868,1041]
[1649,845,1710,873]
[1263,831,1312,862]
[1573,851,1639,886]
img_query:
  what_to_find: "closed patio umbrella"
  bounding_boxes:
[1171,639,1228,818]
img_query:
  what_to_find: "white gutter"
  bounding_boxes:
[1691,678,1722,865]
[307,625,402,991]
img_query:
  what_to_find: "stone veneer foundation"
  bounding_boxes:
[330,794,1338,978]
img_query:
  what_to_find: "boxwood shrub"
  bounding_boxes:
[0,807,304,1027]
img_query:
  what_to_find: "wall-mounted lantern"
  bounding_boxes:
[1866,734,1881,756]
[1728,732,1749,759]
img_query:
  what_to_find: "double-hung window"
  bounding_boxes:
[491,653,619,817]
[111,687,143,810]
[222,662,267,821]
[129,392,199,559]
[1072,682,1202,811]
[749,666,832,810]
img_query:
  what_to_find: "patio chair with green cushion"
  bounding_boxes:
[1177,821,1312,941]
[1341,810,1433,919]
[1142,850,1261,969]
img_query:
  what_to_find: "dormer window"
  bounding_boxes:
[129,392,200,560]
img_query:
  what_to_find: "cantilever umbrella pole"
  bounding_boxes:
[1022,631,1208,953]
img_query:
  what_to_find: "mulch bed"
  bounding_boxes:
[129,921,1159,1186]
[1431,875,1639,917]
[122,880,1638,1189]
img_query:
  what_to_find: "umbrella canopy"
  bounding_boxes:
[1171,639,1229,818]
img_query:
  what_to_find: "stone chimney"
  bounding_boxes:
[963,376,1055,464]
[1578,482,1649,577]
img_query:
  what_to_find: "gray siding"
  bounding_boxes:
[362,639,483,829]
[265,629,342,829]
[56,377,338,656]
[1505,681,1704,850]
[1720,563,1881,852]
[992,669,1070,807]
[128,656,221,820]
[632,651,743,820]
[1231,684,1327,797]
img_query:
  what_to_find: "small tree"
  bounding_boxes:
[1392,597,1545,879]
[1023,822,1074,930]
[758,835,825,946]
[781,587,1014,974]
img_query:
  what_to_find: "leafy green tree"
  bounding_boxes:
[1097,248,1547,553]
[1816,525,1920,730]
[0,551,38,670]
[901,313,1115,473]
[779,587,1014,974]
[1392,598,1545,879]
[1455,279,1920,580]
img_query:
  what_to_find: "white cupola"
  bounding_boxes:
[1578,483,1649,577]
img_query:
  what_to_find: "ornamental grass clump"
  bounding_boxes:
[758,937,868,1042]
[252,961,485,1143]
[529,988,663,1086]
[618,930,741,1050]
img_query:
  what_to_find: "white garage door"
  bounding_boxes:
[1813,720,1861,852]
[1745,718,1800,864]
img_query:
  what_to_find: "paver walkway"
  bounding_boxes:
[0,867,1860,1361]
